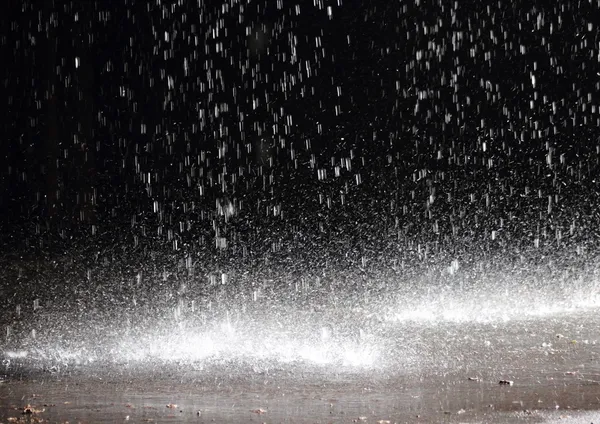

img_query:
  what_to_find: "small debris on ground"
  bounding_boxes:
[166,403,178,409]
[251,408,266,414]
[467,377,480,381]
[499,380,514,386]
[22,404,44,414]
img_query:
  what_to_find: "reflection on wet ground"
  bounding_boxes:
[2,309,600,422]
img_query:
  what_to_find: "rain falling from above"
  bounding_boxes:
[1,0,600,370]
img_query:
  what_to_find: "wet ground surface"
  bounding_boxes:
[1,310,600,423]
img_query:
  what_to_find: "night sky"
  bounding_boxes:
[1,0,600,304]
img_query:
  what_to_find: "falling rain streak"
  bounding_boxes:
[1,0,600,398]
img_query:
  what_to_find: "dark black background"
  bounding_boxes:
[1,0,600,306]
